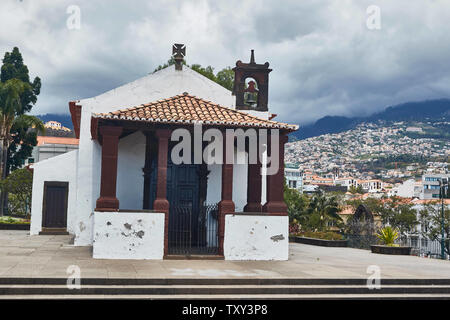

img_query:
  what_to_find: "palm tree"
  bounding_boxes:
[304,192,343,231]
[0,79,30,178]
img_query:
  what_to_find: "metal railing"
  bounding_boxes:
[400,236,449,259]
[168,203,219,255]
[344,234,378,250]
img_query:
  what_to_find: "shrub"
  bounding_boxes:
[376,226,399,246]
[289,220,300,234]
[0,168,32,217]
[296,231,343,241]
[0,216,30,224]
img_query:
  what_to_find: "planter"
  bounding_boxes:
[370,245,411,255]
[289,236,347,247]
[0,223,30,230]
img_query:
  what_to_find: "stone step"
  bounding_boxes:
[1,278,450,286]
[1,284,450,295]
[2,293,450,300]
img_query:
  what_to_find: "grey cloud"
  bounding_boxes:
[0,0,449,124]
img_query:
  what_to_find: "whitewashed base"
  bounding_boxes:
[93,211,165,260]
[224,214,289,260]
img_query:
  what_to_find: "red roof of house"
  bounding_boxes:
[37,136,79,146]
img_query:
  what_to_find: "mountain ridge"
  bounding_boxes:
[291,99,450,140]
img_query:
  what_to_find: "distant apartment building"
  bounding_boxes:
[389,179,423,198]
[23,121,79,166]
[26,136,79,165]
[334,177,357,189]
[421,173,450,199]
[358,179,383,193]
[285,164,303,193]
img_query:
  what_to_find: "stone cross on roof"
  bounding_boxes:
[172,43,186,70]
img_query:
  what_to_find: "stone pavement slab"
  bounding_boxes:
[0,230,449,279]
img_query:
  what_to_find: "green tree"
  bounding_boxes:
[0,47,43,215]
[1,47,42,173]
[284,184,309,223]
[346,197,383,215]
[0,78,29,178]
[349,185,364,194]
[379,196,418,236]
[215,67,234,91]
[190,64,216,82]
[1,47,41,113]
[8,115,43,171]
[0,168,32,217]
[303,192,343,232]
[153,56,186,73]
[153,57,234,91]
[419,201,450,255]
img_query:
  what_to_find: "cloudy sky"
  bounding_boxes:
[1,0,449,125]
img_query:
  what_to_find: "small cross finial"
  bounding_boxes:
[172,43,186,70]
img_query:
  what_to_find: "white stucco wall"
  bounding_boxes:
[73,104,101,246]
[206,163,248,210]
[87,65,235,115]
[117,131,146,210]
[224,214,289,260]
[30,150,78,235]
[93,211,165,259]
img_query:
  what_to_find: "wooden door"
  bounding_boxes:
[42,182,68,229]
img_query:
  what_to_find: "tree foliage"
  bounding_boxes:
[153,57,234,91]
[284,184,309,223]
[378,196,418,235]
[0,168,32,217]
[1,47,41,113]
[285,186,343,232]
[348,185,364,194]
[418,201,450,255]
[0,47,42,174]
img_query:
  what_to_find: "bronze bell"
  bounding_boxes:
[245,92,257,106]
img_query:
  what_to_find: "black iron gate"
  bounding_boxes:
[168,203,219,255]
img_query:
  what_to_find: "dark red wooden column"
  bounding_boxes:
[95,126,123,211]
[262,132,288,215]
[244,135,262,212]
[153,129,171,255]
[142,131,156,210]
[218,131,235,256]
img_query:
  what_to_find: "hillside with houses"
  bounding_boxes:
[285,120,449,196]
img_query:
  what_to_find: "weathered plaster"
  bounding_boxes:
[224,214,289,260]
[93,211,165,259]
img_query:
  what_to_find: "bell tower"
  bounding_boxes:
[233,50,272,112]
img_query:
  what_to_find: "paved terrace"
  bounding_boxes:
[0,231,449,279]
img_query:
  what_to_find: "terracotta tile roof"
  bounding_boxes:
[93,93,298,131]
[37,136,79,146]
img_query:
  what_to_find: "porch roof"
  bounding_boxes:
[92,93,298,131]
